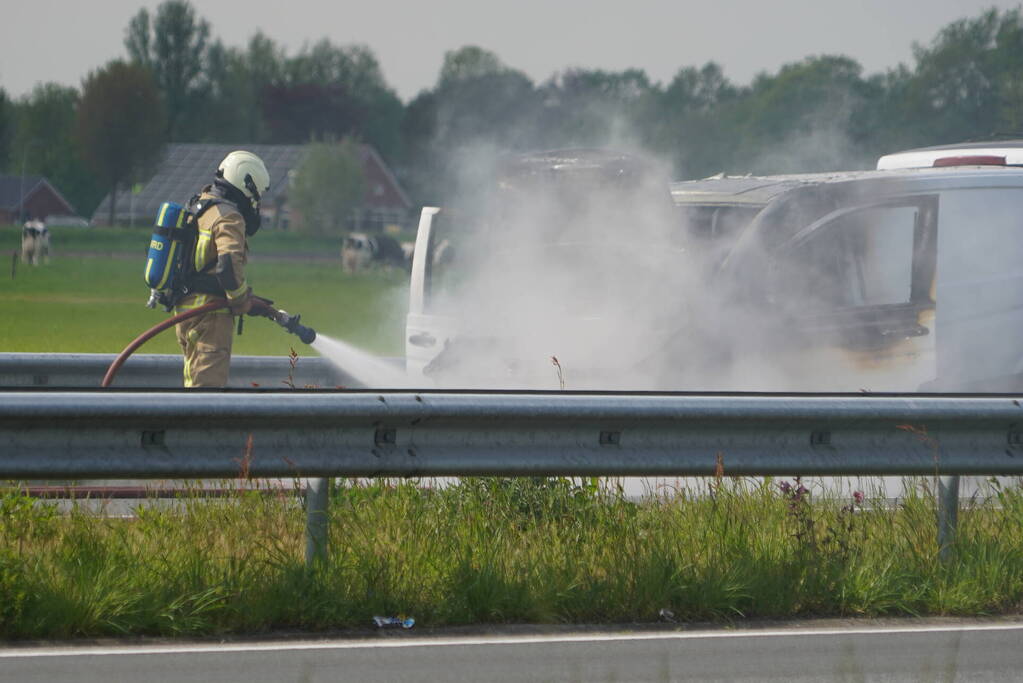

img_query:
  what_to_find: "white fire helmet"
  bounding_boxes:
[217,151,270,206]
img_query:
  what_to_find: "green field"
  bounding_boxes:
[0,225,408,356]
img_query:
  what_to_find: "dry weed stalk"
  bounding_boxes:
[282,347,299,389]
[232,433,254,492]
[551,356,565,390]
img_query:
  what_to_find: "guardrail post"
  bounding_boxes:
[937,474,960,562]
[304,477,331,566]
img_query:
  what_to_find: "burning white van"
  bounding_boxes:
[409,159,1023,393]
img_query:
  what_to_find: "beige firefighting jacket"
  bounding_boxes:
[174,190,249,313]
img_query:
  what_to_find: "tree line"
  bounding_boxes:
[1,2,1021,223]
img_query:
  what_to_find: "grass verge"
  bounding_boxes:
[2,476,1022,639]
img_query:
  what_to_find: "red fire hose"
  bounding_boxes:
[100,298,314,388]
[101,300,229,387]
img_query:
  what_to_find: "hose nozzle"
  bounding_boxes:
[272,309,316,344]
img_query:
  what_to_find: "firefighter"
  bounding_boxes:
[175,150,270,388]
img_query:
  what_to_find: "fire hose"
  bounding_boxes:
[101,298,316,388]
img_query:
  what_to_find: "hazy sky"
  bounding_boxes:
[2,0,1020,101]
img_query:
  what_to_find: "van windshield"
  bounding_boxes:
[675,204,763,274]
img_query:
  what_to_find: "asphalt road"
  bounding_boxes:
[3,620,1022,682]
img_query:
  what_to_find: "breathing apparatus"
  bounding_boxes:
[144,150,270,310]
[144,200,191,309]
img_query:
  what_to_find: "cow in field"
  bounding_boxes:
[21,219,49,265]
[341,232,410,273]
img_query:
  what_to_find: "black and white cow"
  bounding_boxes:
[21,219,49,265]
[341,232,410,273]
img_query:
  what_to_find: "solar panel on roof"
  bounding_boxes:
[92,142,410,224]
[92,143,312,223]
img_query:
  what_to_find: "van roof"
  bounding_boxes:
[670,166,1023,207]
[877,139,1023,169]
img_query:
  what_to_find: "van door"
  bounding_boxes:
[769,196,939,391]
[932,187,1023,390]
[406,207,459,382]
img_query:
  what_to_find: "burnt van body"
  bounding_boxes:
[671,166,1023,391]
[409,162,1023,392]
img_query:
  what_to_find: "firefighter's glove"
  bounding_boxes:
[247,294,275,317]
[228,287,254,316]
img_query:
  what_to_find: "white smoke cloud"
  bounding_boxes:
[418,145,707,390]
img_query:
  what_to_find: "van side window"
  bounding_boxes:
[789,202,930,311]
[678,204,762,274]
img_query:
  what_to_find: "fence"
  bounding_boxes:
[2,390,1021,564]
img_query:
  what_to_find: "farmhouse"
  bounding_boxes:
[91,143,412,230]
[0,174,76,224]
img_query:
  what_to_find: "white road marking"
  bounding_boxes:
[2,622,1021,659]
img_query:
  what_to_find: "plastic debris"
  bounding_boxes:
[373,615,415,629]
[658,608,676,623]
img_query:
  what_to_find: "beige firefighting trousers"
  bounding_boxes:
[175,304,235,388]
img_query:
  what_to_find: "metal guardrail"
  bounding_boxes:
[0,352,398,389]
[4,390,1020,563]
[2,392,1022,478]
